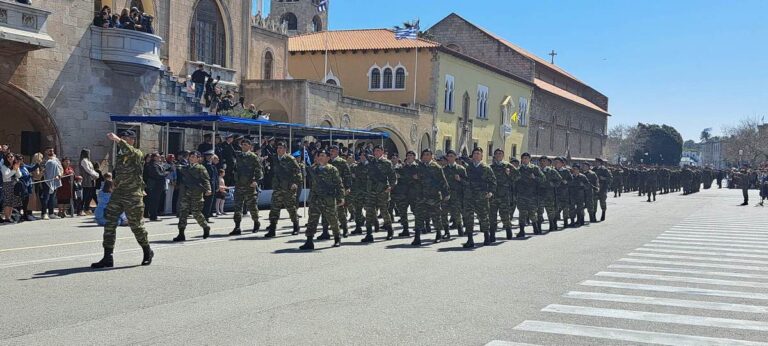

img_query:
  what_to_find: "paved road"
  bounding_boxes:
[0,188,766,345]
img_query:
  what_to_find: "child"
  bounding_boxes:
[215,169,227,216]
[73,176,84,216]
[94,173,127,226]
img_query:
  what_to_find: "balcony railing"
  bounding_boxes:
[90,26,163,75]
[185,61,238,89]
[0,0,55,55]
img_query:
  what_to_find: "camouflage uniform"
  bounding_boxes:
[569,172,589,226]
[680,167,693,195]
[177,162,212,235]
[363,156,396,241]
[102,140,150,249]
[539,164,563,231]
[268,154,303,234]
[556,165,573,227]
[611,167,624,197]
[658,168,671,194]
[349,161,369,233]
[232,151,263,233]
[702,168,713,189]
[645,168,658,202]
[584,168,599,221]
[305,164,344,238]
[516,162,544,235]
[413,159,449,244]
[393,161,419,234]
[441,162,467,235]
[328,155,352,236]
[489,160,515,235]
[594,164,612,220]
[462,160,496,247]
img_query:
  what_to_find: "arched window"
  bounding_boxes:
[191,0,226,66]
[370,68,381,89]
[325,79,337,86]
[263,51,273,80]
[281,12,298,31]
[130,0,145,12]
[395,67,406,89]
[444,75,454,112]
[382,68,393,89]
[312,15,323,32]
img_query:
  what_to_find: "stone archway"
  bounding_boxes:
[420,133,431,152]
[367,125,407,158]
[252,98,289,122]
[0,83,60,157]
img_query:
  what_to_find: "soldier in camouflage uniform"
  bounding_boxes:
[299,150,345,250]
[538,156,563,232]
[462,147,496,248]
[361,145,397,243]
[393,151,419,237]
[680,166,693,195]
[266,142,302,237]
[349,153,369,234]
[316,146,353,239]
[658,167,671,194]
[594,158,612,221]
[412,149,450,246]
[582,162,600,223]
[554,157,573,228]
[517,153,545,236]
[92,131,153,268]
[441,150,467,237]
[611,166,624,197]
[702,167,713,189]
[229,139,263,236]
[645,166,658,202]
[173,151,212,242]
[569,163,589,226]
[489,149,516,240]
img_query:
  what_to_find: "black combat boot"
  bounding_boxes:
[91,248,114,269]
[483,231,491,245]
[317,223,331,240]
[434,229,442,243]
[264,221,277,238]
[361,225,374,243]
[333,235,341,247]
[292,223,300,236]
[488,227,496,243]
[424,219,432,233]
[600,210,606,222]
[443,226,451,240]
[252,221,260,233]
[589,213,597,223]
[505,227,513,240]
[385,224,394,240]
[299,237,315,251]
[533,221,542,235]
[489,222,497,239]
[341,223,349,238]
[462,230,475,248]
[229,220,242,236]
[411,226,422,246]
[351,224,363,235]
[516,220,527,238]
[549,218,557,232]
[398,221,410,237]
[374,219,380,233]
[141,245,154,266]
[578,213,585,226]
[173,229,186,242]
[203,226,211,239]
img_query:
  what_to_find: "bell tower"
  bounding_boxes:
[269,0,328,36]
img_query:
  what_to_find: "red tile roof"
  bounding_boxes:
[535,79,609,115]
[289,29,440,52]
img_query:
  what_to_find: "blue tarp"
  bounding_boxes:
[109,114,388,140]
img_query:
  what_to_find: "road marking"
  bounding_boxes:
[651,239,768,249]
[608,264,768,280]
[581,280,768,300]
[564,291,768,314]
[636,247,768,259]
[643,243,768,254]
[657,236,768,245]
[513,320,768,346]
[672,227,768,233]
[595,271,768,289]
[664,231,768,239]
[484,341,539,346]
[661,233,768,241]
[618,257,768,271]
[541,304,768,332]
[628,252,768,265]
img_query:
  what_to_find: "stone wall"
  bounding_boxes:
[529,90,607,159]
[269,0,327,36]
[248,25,289,80]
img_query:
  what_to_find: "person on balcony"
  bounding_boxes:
[93,11,114,28]
[119,8,137,30]
[191,64,211,100]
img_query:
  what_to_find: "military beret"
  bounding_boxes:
[583,161,592,167]
[406,151,416,156]
[330,145,340,151]
[445,150,457,156]
[203,150,215,156]
[421,148,433,155]
[521,152,531,158]
[553,157,564,163]
[510,157,520,163]
[118,129,137,138]
[189,151,201,157]
[572,163,581,169]
[540,155,550,161]
[373,145,383,150]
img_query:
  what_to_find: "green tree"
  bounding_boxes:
[700,128,712,142]
[631,123,683,165]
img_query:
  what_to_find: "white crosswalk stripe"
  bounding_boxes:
[503,210,768,345]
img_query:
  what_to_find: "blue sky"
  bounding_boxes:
[260,0,768,141]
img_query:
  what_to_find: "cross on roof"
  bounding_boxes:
[549,50,557,64]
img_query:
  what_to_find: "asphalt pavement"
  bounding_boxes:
[1,187,766,345]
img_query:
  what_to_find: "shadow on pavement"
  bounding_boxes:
[21,265,140,280]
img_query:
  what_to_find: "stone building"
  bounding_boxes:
[427,13,610,159]
[269,0,327,36]
[0,0,289,162]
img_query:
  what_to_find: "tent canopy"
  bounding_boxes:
[109,114,389,140]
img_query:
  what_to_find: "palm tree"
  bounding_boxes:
[700,128,712,142]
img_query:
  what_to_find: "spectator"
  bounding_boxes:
[112,14,121,28]
[119,8,136,30]
[56,157,74,218]
[197,134,213,154]
[1,150,22,223]
[164,154,176,214]
[138,12,154,34]
[143,153,167,221]
[73,176,84,216]
[246,104,258,119]
[215,169,227,216]
[17,154,35,221]
[42,148,62,219]
[203,76,220,113]
[129,7,145,32]
[93,11,113,28]
[78,149,99,215]
[16,0,32,5]
[190,64,210,101]
[218,91,234,113]
[30,153,44,219]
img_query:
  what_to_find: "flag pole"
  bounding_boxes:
[323,31,328,82]
[412,47,418,107]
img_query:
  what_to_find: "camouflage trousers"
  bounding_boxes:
[597,188,608,210]
[350,191,366,227]
[233,185,258,224]
[463,191,490,233]
[556,190,571,221]
[414,195,443,232]
[441,192,463,229]
[517,195,539,225]
[490,193,513,229]
[306,196,339,237]
[538,193,557,221]
[103,194,149,249]
[585,192,596,214]
[509,194,517,221]
[269,188,299,224]
[392,192,416,229]
[365,190,392,227]
[178,191,208,231]
[570,191,585,220]
[322,192,349,231]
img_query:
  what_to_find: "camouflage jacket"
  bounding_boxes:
[181,163,212,195]
[557,167,573,194]
[308,164,343,199]
[367,157,396,192]
[350,162,369,193]
[570,173,590,195]
[394,161,419,196]
[330,156,352,190]
[540,166,563,194]
[234,151,263,186]
[416,160,449,198]
[517,163,544,196]
[584,170,599,193]
[465,161,496,195]
[490,160,515,196]
[442,163,468,198]
[272,154,302,190]
[594,166,613,191]
[113,140,145,197]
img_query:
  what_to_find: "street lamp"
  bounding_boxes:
[739,149,744,166]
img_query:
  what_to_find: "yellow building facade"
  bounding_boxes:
[434,48,533,161]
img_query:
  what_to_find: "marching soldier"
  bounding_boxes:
[266,142,302,237]
[229,139,263,236]
[554,157,573,228]
[489,149,516,240]
[317,145,353,239]
[594,158,612,221]
[394,151,419,236]
[300,150,344,250]
[362,145,397,243]
[349,152,369,235]
[442,150,467,237]
[582,162,599,223]
[611,165,624,198]
[412,149,450,246]
[91,131,153,268]
[646,166,658,202]
[173,151,212,242]
[462,147,496,248]
[516,153,544,236]
[538,156,563,232]
[569,163,589,227]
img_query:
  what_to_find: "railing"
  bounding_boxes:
[185,61,238,89]
[0,0,55,55]
[90,26,163,75]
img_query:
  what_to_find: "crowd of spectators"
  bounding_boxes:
[92,5,154,34]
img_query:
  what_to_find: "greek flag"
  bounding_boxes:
[395,27,418,40]
[316,0,327,12]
